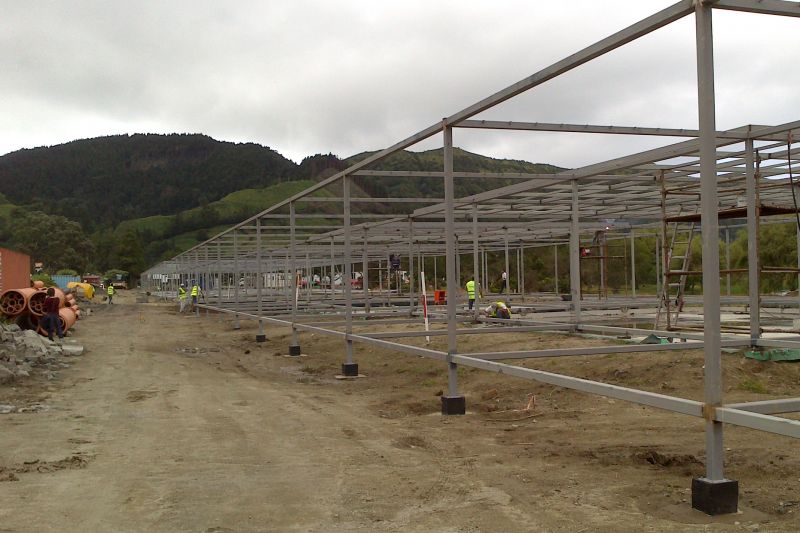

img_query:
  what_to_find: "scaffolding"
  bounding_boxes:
[142,0,800,515]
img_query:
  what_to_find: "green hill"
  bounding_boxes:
[0,134,301,232]
[114,180,336,263]
[347,147,563,209]
[0,135,563,277]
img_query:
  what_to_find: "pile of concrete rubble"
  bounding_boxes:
[0,322,84,386]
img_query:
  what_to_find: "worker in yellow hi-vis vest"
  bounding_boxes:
[178,284,188,313]
[466,279,481,310]
[190,281,202,312]
[106,284,115,305]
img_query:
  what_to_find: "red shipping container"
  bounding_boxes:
[0,247,31,292]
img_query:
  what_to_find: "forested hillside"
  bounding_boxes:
[0,134,301,232]
[0,135,347,276]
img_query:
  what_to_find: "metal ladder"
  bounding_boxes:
[655,221,697,330]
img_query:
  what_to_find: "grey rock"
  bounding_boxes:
[0,404,15,414]
[47,347,64,357]
[61,344,84,357]
[0,366,15,385]
[17,403,50,413]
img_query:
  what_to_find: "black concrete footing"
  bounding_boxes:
[341,363,359,377]
[691,477,738,515]
[441,395,466,415]
[289,345,301,356]
[255,334,267,343]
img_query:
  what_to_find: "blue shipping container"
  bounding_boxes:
[52,275,81,288]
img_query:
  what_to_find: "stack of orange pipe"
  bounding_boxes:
[1,285,83,337]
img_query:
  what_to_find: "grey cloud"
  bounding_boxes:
[1,0,798,171]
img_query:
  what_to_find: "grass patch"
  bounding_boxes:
[300,365,327,375]
[738,378,769,394]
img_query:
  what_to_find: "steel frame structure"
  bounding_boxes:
[142,0,800,514]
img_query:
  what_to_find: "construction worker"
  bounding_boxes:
[178,283,188,313]
[465,279,479,310]
[106,283,115,305]
[190,280,201,311]
[42,287,64,341]
[485,301,511,320]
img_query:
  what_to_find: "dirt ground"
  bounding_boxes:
[1,291,799,532]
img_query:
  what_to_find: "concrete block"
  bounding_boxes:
[341,363,359,377]
[692,477,738,515]
[441,395,466,415]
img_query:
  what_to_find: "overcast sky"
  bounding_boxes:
[2,1,798,169]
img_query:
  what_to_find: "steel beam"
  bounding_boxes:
[713,0,800,17]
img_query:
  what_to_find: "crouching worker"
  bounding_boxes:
[485,301,511,320]
[43,287,64,341]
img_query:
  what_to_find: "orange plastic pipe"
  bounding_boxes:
[58,307,77,332]
[37,307,77,336]
[28,288,65,316]
[0,288,38,316]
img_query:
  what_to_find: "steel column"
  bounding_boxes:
[444,123,460,400]
[725,228,731,296]
[343,176,354,366]
[745,138,760,342]
[363,228,370,315]
[205,246,210,317]
[217,241,223,320]
[504,228,510,297]
[408,218,415,315]
[570,180,582,323]
[330,237,336,305]
[630,229,637,298]
[696,2,725,482]
[256,219,265,340]
[554,244,560,295]
[233,229,240,329]
[472,204,480,318]
[289,202,300,353]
